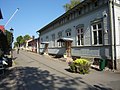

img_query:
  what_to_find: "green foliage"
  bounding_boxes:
[14,42,19,48]
[16,35,26,47]
[0,31,8,53]
[5,30,13,48]
[63,0,81,11]
[24,34,31,41]
[15,35,31,47]
[69,58,91,74]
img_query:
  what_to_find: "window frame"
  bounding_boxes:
[57,31,63,47]
[76,27,84,46]
[91,22,103,45]
[51,34,55,47]
[46,36,49,41]
[65,28,71,37]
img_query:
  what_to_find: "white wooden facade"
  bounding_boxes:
[37,0,120,69]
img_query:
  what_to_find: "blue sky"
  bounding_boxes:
[0,0,70,40]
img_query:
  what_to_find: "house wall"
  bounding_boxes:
[39,3,111,59]
[70,6,110,58]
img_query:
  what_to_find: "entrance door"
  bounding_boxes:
[65,41,72,57]
[44,44,48,54]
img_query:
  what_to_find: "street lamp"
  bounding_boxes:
[36,31,40,54]
[10,28,14,33]
[10,28,14,59]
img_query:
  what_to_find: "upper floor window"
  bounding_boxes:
[92,22,103,45]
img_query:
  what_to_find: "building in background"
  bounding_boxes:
[37,0,120,70]
[24,37,39,53]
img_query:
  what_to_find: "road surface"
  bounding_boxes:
[0,50,120,90]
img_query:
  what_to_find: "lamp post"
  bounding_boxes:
[36,31,40,54]
[10,28,14,59]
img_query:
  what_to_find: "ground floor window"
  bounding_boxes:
[92,22,103,45]
[76,27,84,46]
[52,34,55,47]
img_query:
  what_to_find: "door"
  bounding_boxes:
[65,41,72,57]
[44,44,48,54]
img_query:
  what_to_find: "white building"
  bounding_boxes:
[37,0,120,70]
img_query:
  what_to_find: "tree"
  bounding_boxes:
[16,36,23,47]
[24,34,31,41]
[63,0,81,12]
[0,30,9,53]
[14,42,18,48]
[5,30,13,49]
[15,35,31,48]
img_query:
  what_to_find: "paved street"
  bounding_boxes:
[0,50,120,90]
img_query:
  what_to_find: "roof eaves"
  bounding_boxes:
[37,0,91,33]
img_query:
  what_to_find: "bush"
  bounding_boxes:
[69,58,91,74]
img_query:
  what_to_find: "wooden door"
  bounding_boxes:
[44,44,48,54]
[65,41,72,57]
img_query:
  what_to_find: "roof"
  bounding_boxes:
[41,41,49,44]
[26,39,33,43]
[57,37,73,42]
[0,25,5,33]
[37,0,92,33]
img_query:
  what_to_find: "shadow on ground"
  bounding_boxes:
[0,67,113,90]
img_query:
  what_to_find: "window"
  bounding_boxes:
[66,28,71,37]
[115,0,120,4]
[78,9,82,15]
[58,31,62,38]
[76,28,84,46]
[41,38,43,42]
[46,36,49,41]
[92,22,103,45]
[52,34,55,47]
[66,32,71,37]
[94,1,98,7]
[58,31,63,47]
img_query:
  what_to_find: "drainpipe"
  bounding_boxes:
[36,31,40,54]
[38,37,40,54]
[112,0,117,70]
[109,0,117,70]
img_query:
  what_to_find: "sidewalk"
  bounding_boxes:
[25,51,120,89]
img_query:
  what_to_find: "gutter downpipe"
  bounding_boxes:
[109,0,117,70]
[112,0,117,70]
[38,33,40,54]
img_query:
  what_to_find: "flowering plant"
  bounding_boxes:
[69,58,91,74]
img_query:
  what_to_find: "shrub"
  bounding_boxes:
[69,58,91,74]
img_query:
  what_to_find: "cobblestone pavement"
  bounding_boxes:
[0,50,120,90]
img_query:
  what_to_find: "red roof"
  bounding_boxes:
[0,25,5,32]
